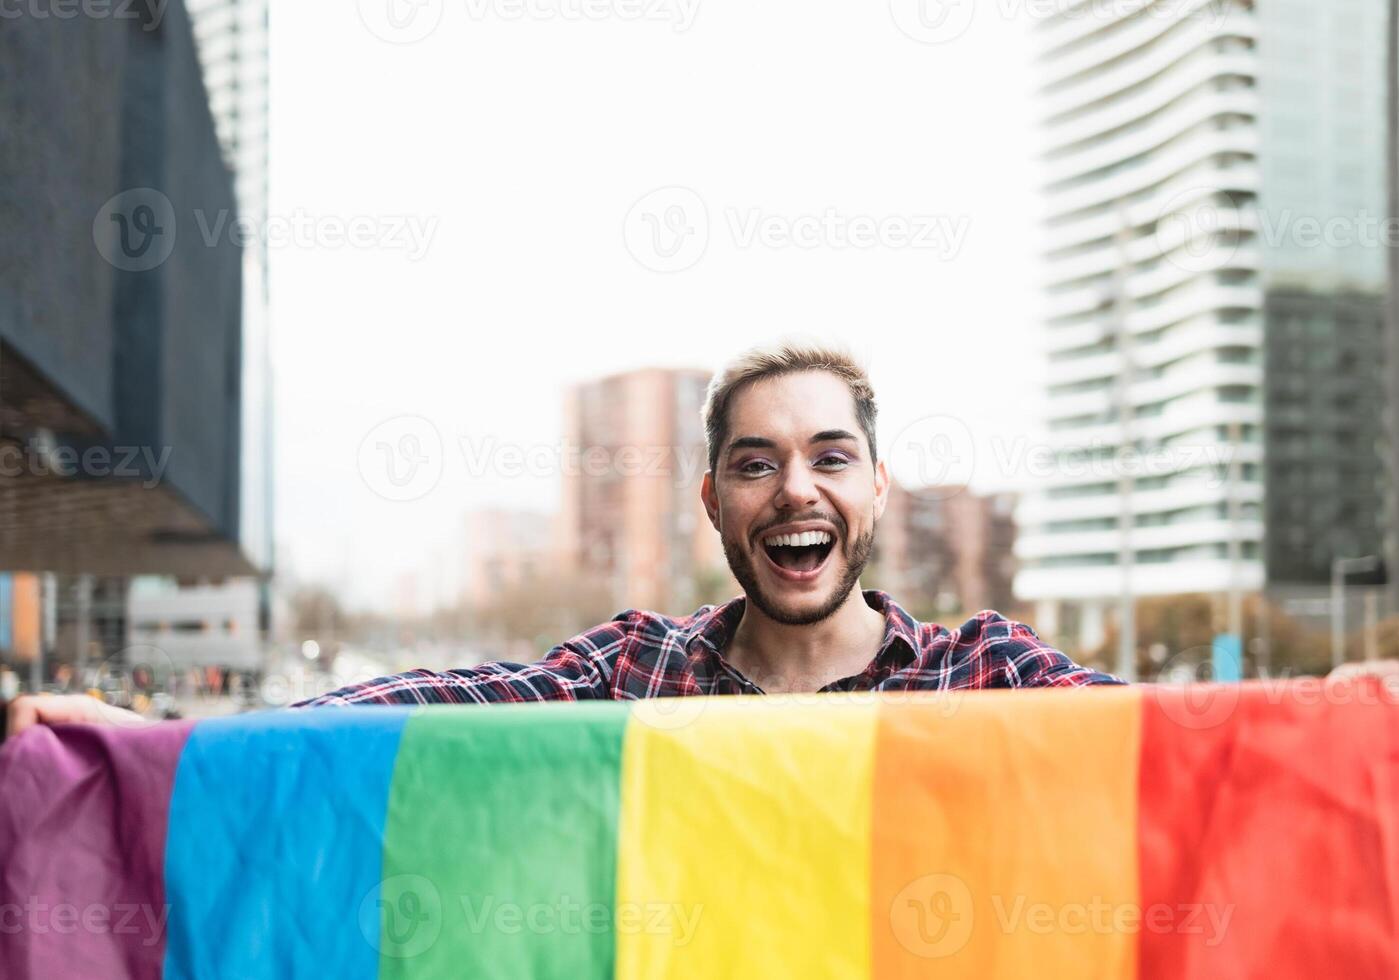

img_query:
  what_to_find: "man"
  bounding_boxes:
[6,343,1120,734]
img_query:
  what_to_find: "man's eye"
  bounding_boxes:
[815,454,850,468]
[739,460,775,475]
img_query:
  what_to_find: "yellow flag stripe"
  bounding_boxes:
[615,695,880,980]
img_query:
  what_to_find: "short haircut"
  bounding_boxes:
[702,342,878,475]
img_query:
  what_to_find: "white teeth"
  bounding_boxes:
[763,530,833,547]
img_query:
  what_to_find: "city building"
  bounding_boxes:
[1,4,251,686]
[188,0,273,575]
[127,0,275,675]
[463,508,558,611]
[560,368,734,614]
[187,0,270,240]
[872,485,1019,621]
[125,578,263,672]
[1016,0,1390,651]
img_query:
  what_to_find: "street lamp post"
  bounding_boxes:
[1111,199,1137,682]
[1332,555,1383,669]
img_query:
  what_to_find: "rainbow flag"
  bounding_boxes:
[2,683,1397,978]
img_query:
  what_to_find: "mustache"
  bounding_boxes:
[752,513,846,544]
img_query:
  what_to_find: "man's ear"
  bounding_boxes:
[700,470,721,532]
[873,458,890,522]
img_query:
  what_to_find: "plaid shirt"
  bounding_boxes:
[293,590,1123,707]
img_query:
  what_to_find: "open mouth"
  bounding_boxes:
[761,530,836,577]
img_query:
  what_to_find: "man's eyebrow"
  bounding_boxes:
[725,430,861,455]
[726,436,777,454]
[810,429,860,445]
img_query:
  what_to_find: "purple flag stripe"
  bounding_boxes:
[0,719,195,980]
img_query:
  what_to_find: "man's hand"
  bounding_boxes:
[5,694,150,739]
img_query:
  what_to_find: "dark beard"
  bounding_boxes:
[723,524,875,626]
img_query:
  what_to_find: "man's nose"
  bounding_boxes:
[774,460,820,510]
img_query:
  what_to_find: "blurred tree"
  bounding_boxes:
[1343,614,1399,663]
[287,586,348,644]
[1137,594,1216,658]
[688,565,738,609]
[1090,593,1331,680]
[472,571,616,659]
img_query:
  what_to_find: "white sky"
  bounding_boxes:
[269,0,1050,611]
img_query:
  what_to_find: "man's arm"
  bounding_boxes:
[952,612,1127,688]
[291,614,635,706]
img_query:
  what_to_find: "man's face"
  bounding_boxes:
[701,370,889,626]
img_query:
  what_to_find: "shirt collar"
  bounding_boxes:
[682,588,923,667]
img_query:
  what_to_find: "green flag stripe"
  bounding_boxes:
[378,702,631,979]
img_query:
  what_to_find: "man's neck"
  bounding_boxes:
[725,585,887,694]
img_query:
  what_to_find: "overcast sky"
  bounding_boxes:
[269,0,1049,611]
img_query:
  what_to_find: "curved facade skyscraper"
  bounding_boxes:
[1016,0,1389,651]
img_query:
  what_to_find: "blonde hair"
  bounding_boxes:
[702,342,878,474]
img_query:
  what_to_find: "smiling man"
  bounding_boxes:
[281,342,1122,704]
[6,344,1121,733]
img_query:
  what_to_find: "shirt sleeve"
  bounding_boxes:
[1004,619,1126,687]
[289,616,633,706]
[957,611,1127,688]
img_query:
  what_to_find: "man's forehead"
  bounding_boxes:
[725,373,862,442]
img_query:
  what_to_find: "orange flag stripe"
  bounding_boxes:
[871,687,1143,979]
